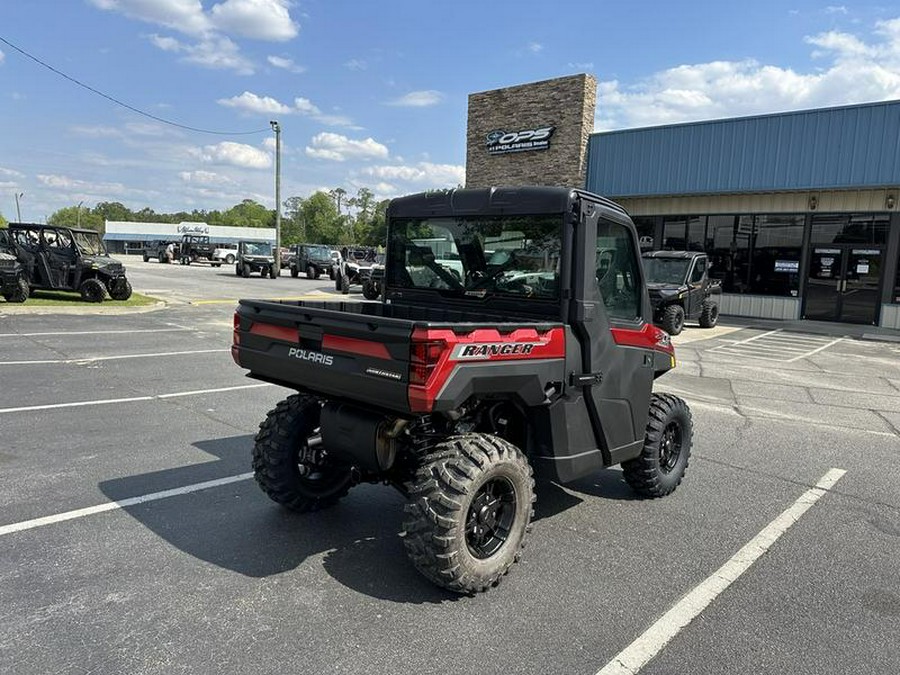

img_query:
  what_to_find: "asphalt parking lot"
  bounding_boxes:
[1,261,898,674]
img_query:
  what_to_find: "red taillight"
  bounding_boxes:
[651,325,675,357]
[231,312,242,365]
[409,340,446,386]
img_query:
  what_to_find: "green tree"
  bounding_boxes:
[221,199,274,228]
[299,191,342,244]
[92,201,133,223]
[0,211,7,227]
[329,187,347,215]
[48,206,105,233]
[282,196,306,244]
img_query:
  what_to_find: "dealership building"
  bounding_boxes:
[103,221,275,254]
[466,75,900,328]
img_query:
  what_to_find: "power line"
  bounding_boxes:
[0,35,269,137]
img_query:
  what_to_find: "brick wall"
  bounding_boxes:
[465,74,597,189]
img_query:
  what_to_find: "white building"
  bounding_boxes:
[103,221,276,254]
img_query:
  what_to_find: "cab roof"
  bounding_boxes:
[642,250,706,260]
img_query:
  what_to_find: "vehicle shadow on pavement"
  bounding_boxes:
[99,436,634,604]
[98,434,456,604]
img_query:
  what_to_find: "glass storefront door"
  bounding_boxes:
[804,246,882,324]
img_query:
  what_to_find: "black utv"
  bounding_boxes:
[641,251,720,335]
[0,229,29,302]
[233,186,693,594]
[235,241,277,278]
[290,243,333,280]
[7,223,132,302]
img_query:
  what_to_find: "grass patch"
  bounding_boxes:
[2,290,159,307]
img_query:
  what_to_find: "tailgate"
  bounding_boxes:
[233,300,414,412]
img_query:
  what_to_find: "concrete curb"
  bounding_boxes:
[0,300,168,316]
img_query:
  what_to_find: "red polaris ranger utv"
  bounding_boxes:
[232,187,692,593]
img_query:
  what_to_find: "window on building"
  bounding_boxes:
[662,218,687,250]
[894,247,900,304]
[812,214,888,245]
[687,216,706,251]
[631,216,656,251]
[748,215,804,297]
[706,216,736,283]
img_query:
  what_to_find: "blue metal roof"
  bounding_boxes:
[585,100,900,197]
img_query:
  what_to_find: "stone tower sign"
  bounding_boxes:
[465,74,597,189]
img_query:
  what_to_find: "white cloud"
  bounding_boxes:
[528,42,543,53]
[194,141,271,169]
[0,48,5,64]
[218,91,293,115]
[210,0,298,41]
[215,91,359,127]
[148,34,254,74]
[96,1,299,76]
[568,62,594,71]
[358,162,464,187]
[305,133,389,162]
[267,55,305,73]
[595,18,900,130]
[826,6,848,15]
[36,173,127,195]
[293,97,320,115]
[89,0,211,36]
[344,58,367,71]
[0,167,24,178]
[179,170,235,185]
[91,0,297,40]
[386,90,444,107]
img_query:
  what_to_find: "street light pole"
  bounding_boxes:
[14,192,23,222]
[77,200,84,228]
[270,120,282,276]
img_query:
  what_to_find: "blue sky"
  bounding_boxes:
[1,1,899,221]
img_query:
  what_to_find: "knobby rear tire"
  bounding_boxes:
[402,433,534,594]
[252,394,352,512]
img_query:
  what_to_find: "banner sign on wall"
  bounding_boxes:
[485,126,556,155]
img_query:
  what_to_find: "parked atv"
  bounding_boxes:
[642,251,721,335]
[235,240,277,278]
[233,186,693,594]
[0,230,29,302]
[6,223,131,302]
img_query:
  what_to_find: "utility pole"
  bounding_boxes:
[77,200,84,228]
[270,120,282,276]
[14,192,23,222]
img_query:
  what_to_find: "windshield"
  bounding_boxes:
[244,242,272,256]
[310,245,330,258]
[73,231,106,256]
[642,257,690,285]
[387,215,562,300]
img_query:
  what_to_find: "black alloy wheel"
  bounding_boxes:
[465,477,517,559]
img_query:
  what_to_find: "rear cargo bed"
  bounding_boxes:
[233,299,562,414]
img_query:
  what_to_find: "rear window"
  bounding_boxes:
[388,215,562,301]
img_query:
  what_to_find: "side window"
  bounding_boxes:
[690,258,706,283]
[595,219,641,321]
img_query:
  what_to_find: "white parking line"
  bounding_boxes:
[785,338,843,363]
[0,473,254,537]
[0,383,273,415]
[1,349,227,366]
[0,328,192,337]
[596,467,846,675]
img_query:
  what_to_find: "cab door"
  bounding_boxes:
[42,228,76,288]
[571,210,654,462]
[685,256,707,317]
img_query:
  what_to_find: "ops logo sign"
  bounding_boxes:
[485,126,556,155]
